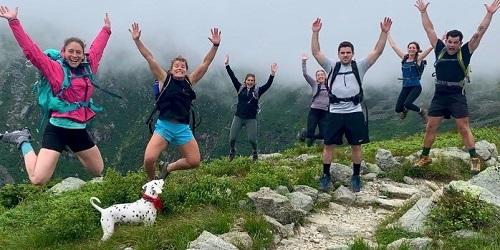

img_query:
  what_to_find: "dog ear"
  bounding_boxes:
[142,184,147,193]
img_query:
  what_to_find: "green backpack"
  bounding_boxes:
[33,49,120,129]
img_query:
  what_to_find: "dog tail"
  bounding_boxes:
[89,197,103,212]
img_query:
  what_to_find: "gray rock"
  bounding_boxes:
[187,231,238,250]
[430,147,469,164]
[275,185,290,196]
[333,186,356,205]
[475,140,498,161]
[247,187,305,224]
[380,183,420,199]
[376,149,401,171]
[330,163,352,185]
[326,244,350,250]
[423,180,439,191]
[362,173,377,181]
[469,165,500,197]
[355,193,378,206]
[287,192,314,213]
[485,158,498,167]
[403,176,416,185]
[451,229,481,239]
[259,153,282,160]
[362,161,383,174]
[376,198,405,210]
[49,177,86,195]
[446,180,500,208]
[387,237,432,250]
[398,198,434,233]
[219,231,253,249]
[296,154,317,161]
[317,192,332,204]
[263,215,293,238]
[88,177,104,184]
[293,185,319,201]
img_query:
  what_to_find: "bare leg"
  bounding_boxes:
[144,133,168,180]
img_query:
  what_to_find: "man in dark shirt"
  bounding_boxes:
[414,0,500,174]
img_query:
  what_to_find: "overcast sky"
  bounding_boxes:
[2,0,500,86]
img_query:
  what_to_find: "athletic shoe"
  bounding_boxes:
[158,160,170,179]
[319,174,331,192]
[414,156,432,167]
[399,109,408,119]
[418,108,428,124]
[228,149,236,161]
[470,157,481,175]
[351,175,361,193]
[1,128,31,149]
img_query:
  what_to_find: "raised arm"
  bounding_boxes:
[387,33,405,59]
[415,0,438,48]
[301,54,315,87]
[311,18,327,66]
[258,63,278,96]
[224,55,241,91]
[189,28,221,85]
[366,17,392,66]
[468,0,500,53]
[129,22,167,87]
[87,13,112,74]
[418,46,434,62]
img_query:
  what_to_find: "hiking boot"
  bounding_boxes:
[158,160,170,179]
[399,109,408,119]
[418,108,428,124]
[1,128,31,149]
[351,175,361,193]
[470,157,481,175]
[319,174,331,192]
[228,149,236,161]
[414,156,432,167]
[252,151,258,161]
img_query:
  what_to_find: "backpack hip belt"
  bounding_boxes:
[329,93,362,105]
[435,80,465,88]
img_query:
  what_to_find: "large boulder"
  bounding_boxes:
[429,147,469,164]
[375,149,400,171]
[187,231,237,250]
[333,186,356,205]
[219,231,253,250]
[475,140,498,161]
[330,163,352,185]
[387,237,433,250]
[398,198,434,233]
[292,185,319,201]
[445,181,500,208]
[49,177,86,195]
[469,165,500,197]
[247,187,306,224]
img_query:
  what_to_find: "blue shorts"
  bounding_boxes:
[154,119,193,146]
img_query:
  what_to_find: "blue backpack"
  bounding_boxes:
[33,49,121,129]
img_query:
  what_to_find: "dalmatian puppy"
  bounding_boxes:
[90,179,165,241]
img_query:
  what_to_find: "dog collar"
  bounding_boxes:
[142,194,163,210]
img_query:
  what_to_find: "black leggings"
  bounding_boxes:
[306,108,328,139]
[395,85,422,113]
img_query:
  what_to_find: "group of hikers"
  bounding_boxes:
[0,0,498,193]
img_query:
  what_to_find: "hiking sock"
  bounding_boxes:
[421,147,431,157]
[323,163,331,176]
[353,163,361,176]
[468,148,479,158]
[20,142,34,156]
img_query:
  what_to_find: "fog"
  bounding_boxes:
[1,0,500,87]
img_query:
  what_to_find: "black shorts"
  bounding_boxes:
[42,123,95,153]
[323,112,369,145]
[428,92,468,119]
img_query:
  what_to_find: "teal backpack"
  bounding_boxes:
[33,49,121,129]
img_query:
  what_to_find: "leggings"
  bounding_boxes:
[395,85,422,113]
[229,116,257,151]
[306,108,328,140]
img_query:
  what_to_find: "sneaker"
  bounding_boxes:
[252,151,258,161]
[228,149,236,161]
[399,109,408,119]
[351,175,361,192]
[418,108,428,124]
[158,161,170,179]
[1,128,31,149]
[470,157,481,175]
[319,174,331,192]
[414,156,432,167]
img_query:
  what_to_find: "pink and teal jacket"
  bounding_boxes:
[8,18,111,123]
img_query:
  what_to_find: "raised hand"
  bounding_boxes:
[0,6,18,20]
[301,53,308,61]
[224,54,229,65]
[312,18,322,32]
[414,0,429,13]
[104,13,111,28]
[380,17,392,33]
[271,63,278,75]
[129,22,141,41]
[208,27,221,46]
[485,0,500,15]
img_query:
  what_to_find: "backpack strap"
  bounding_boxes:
[435,47,470,82]
[328,62,342,90]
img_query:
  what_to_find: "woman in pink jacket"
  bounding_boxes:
[0,6,112,185]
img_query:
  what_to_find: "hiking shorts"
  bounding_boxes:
[428,93,468,119]
[323,112,369,146]
[42,123,95,153]
[155,119,193,146]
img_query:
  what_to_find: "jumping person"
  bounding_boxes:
[224,55,277,161]
[129,23,221,180]
[413,0,500,174]
[302,54,329,147]
[0,6,112,185]
[387,33,433,123]
[311,17,392,192]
